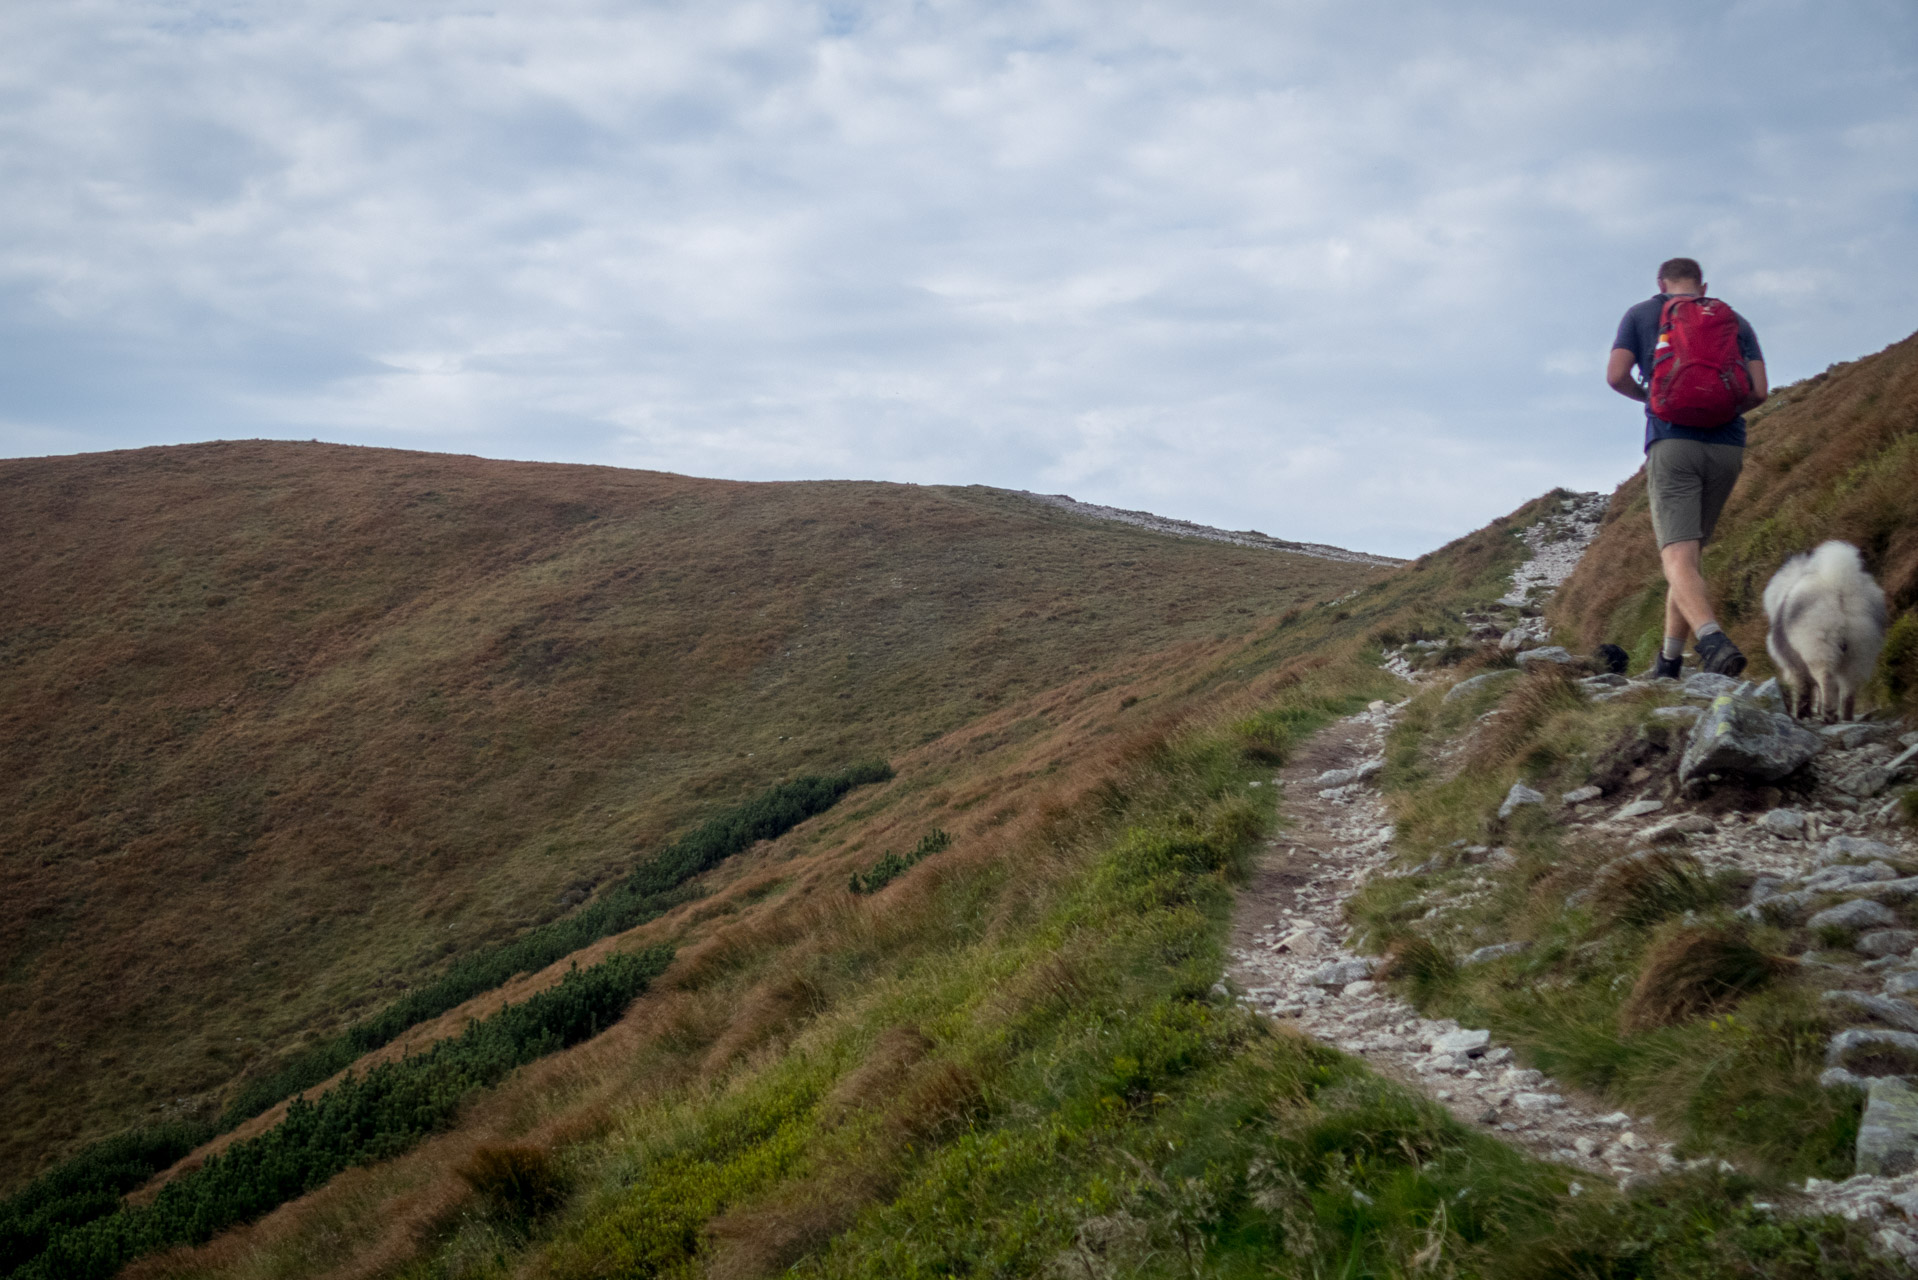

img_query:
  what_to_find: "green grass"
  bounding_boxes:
[370,656,1890,1279]
[1348,671,1874,1181]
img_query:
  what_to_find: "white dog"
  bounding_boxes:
[1763,540,1888,722]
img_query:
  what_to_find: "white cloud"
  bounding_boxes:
[1,0,1914,556]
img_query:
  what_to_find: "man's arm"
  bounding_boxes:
[1606,347,1647,402]
[1739,358,1768,414]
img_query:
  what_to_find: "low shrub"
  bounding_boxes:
[16,947,671,1280]
[848,829,951,895]
[0,1122,211,1274]
[459,1143,568,1223]
[1375,935,1458,1003]
[222,762,891,1128]
[1619,925,1787,1033]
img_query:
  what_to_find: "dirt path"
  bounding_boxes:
[1226,703,1675,1187]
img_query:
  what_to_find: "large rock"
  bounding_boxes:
[1804,861,1900,893]
[1463,942,1529,966]
[1858,878,1918,905]
[1682,672,1743,700]
[1498,783,1544,820]
[1678,693,1823,787]
[1828,1027,1918,1069]
[1308,959,1375,989]
[1824,991,1918,1032]
[1824,836,1900,864]
[1859,930,1918,958]
[1431,1028,1491,1056]
[1808,899,1900,933]
[1759,808,1807,839]
[1859,1078,1918,1176]
[1515,646,1576,667]
[1444,669,1521,703]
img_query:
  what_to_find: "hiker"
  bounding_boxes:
[1607,256,1768,678]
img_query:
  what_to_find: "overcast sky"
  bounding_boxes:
[3,1,1914,556]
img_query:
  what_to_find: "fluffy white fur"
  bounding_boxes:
[1763,540,1888,722]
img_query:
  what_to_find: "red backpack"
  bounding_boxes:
[1648,295,1752,428]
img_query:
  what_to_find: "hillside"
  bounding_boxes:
[0,441,1381,1191]
[9,332,1918,1280]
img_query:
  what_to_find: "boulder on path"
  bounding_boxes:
[1759,808,1807,839]
[1682,672,1743,700]
[1515,646,1577,667]
[1308,959,1375,989]
[1860,930,1918,958]
[1431,1027,1491,1056]
[1858,1078,1918,1176]
[1677,693,1822,788]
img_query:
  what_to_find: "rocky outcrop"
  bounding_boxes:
[1678,692,1824,788]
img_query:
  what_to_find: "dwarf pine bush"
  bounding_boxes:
[848,829,951,894]
[220,762,892,1129]
[16,947,671,1280]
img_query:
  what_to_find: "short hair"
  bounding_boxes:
[1657,257,1704,286]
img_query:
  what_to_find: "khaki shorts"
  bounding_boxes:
[1647,438,1744,547]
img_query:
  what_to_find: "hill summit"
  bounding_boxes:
[0,441,1379,1189]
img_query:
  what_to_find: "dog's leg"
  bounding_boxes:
[1817,672,1842,723]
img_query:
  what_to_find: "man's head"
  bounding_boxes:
[1657,257,1705,295]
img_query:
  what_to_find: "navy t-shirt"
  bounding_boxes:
[1613,294,1763,451]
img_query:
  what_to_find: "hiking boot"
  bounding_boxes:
[1647,653,1683,680]
[1695,631,1747,677]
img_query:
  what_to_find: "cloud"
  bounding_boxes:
[1,0,1914,555]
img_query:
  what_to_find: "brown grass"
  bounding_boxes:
[455,1142,565,1220]
[1618,924,1790,1033]
[1461,665,1587,772]
[1590,850,1714,929]
[0,440,1382,1188]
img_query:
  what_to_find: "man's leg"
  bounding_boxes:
[1661,538,1746,676]
[1659,540,1716,634]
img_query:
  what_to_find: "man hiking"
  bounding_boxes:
[1607,256,1768,678]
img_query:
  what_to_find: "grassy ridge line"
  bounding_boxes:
[14,947,671,1280]
[217,761,893,1130]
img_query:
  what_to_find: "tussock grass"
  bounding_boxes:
[1355,663,1866,1182]
[1619,924,1790,1033]
[1591,850,1716,930]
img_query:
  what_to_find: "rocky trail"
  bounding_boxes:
[1227,702,1676,1188]
[1226,491,1918,1259]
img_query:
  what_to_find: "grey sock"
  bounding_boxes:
[1696,622,1723,640]
[1662,637,1684,660]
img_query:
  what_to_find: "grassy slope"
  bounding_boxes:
[1551,326,1918,697]
[116,486,1882,1278]
[0,441,1373,1191]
